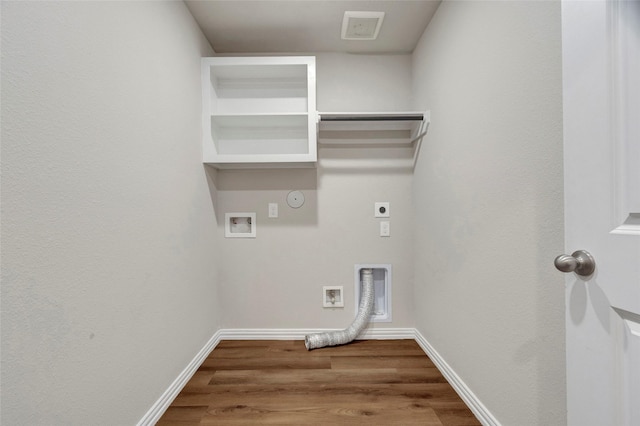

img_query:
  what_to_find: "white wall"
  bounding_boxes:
[0,2,219,424]
[215,53,417,330]
[1,2,568,424]
[411,2,565,425]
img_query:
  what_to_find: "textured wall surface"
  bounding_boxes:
[2,2,569,424]
[1,2,219,424]
[215,53,416,330]
[411,2,566,425]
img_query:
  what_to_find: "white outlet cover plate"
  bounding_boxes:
[375,202,390,217]
[268,203,278,218]
[380,221,390,237]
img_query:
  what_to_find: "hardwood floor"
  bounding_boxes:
[157,339,481,425]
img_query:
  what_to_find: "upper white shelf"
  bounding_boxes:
[201,56,429,169]
[317,111,429,145]
[202,56,317,169]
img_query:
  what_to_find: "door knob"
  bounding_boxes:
[554,250,595,276]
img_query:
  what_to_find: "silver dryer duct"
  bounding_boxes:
[305,268,374,350]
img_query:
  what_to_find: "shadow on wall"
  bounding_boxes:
[204,165,220,225]
[318,144,419,175]
[209,166,318,227]
[214,167,318,191]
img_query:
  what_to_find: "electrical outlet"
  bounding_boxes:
[375,202,390,218]
[380,221,390,237]
[268,203,278,218]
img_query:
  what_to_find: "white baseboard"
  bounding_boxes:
[136,330,223,426]
[413,330,500,426]
[217,327,416,341]
[137,327,498,426]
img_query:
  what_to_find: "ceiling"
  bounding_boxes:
[184,1,441,54]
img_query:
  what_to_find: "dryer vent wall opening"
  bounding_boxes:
[354,264,392,322]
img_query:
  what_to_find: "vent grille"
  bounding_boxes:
[341,11,385,40]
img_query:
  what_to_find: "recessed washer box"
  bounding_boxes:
[225,212,256,238]
[323,286,344,308]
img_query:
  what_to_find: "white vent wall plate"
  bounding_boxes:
[341,11,385,40]
[354,264,392,322]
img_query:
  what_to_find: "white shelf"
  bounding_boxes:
[317,111,431,171]
[202,56,317,168]
[211,114,309,156]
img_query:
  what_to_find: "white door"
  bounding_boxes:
[561,1,640,425]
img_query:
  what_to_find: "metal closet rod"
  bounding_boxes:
[319,113,424,122]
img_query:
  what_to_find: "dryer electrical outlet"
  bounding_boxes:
[374,202,390,218]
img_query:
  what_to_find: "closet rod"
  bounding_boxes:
[319,113,424,122]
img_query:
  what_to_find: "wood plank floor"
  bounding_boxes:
[157,339,481,425]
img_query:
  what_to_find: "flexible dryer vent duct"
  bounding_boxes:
[305,268,374,350]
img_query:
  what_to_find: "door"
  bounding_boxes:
[561,1,640,425]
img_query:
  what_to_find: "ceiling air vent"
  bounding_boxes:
[341,11,385,40]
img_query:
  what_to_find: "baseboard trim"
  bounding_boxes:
[136,330,223,426]
[138,327,498,426]
[217,327,416,341]
[413,330,500,426]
